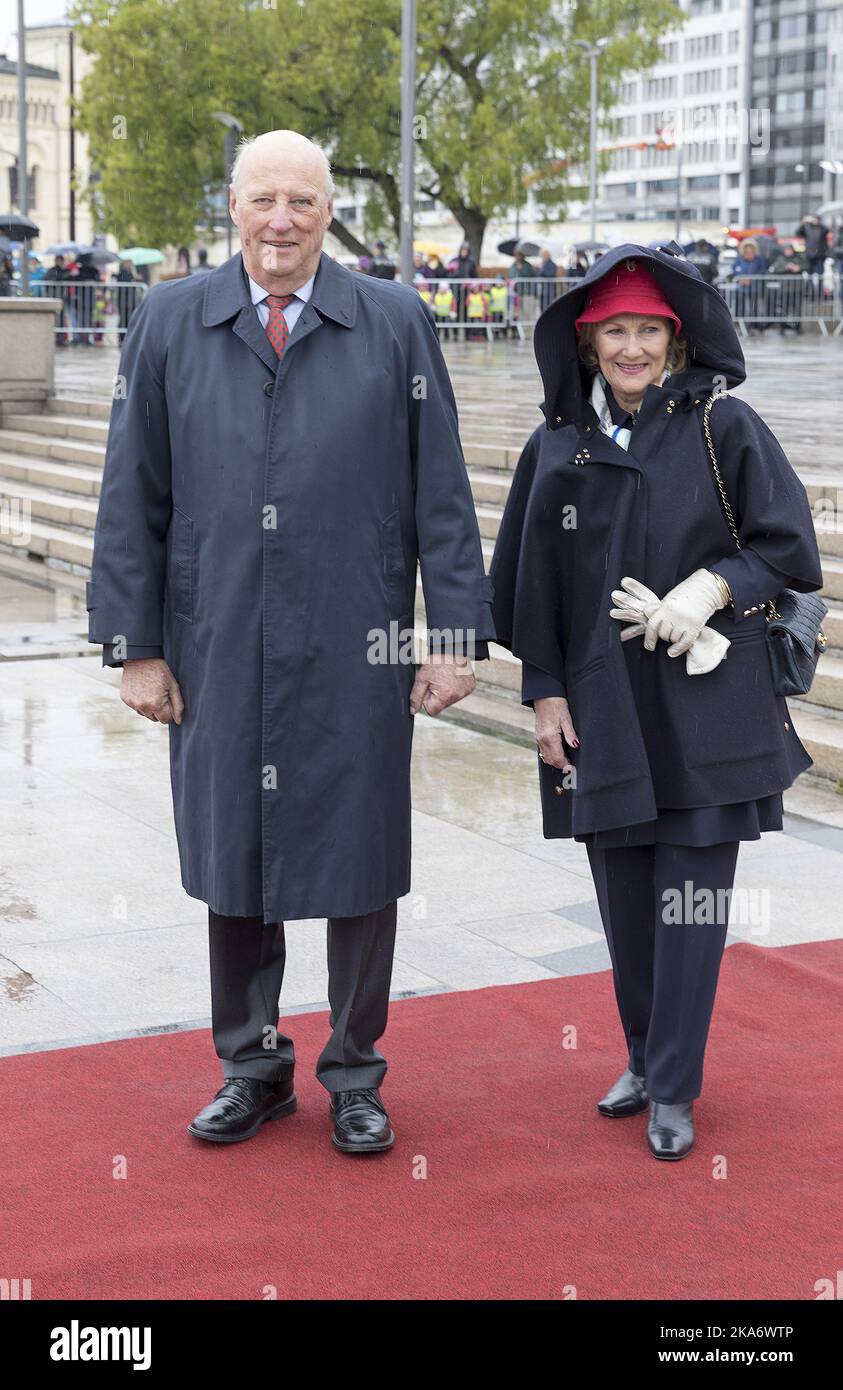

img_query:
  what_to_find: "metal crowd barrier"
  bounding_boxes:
[419,271,843,338]
[419,276,579,340]
[715,273,841,336]
[29,278,148,345]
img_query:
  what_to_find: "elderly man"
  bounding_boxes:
[87,129,495,1153]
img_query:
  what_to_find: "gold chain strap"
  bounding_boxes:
[702,394,780,622]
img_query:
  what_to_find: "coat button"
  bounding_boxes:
[555,415,562,423]
[263,381,274,396]
[554,784,565,796]
[784,721,790,730]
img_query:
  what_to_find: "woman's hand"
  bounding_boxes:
[610,577,660,641]
[534,696,579,773]
[642,569,727,655]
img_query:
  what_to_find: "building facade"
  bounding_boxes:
[0,20,95,252]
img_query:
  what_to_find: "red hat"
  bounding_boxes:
[574,260,682,336]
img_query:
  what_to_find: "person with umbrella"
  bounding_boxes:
[490,244,822,1161]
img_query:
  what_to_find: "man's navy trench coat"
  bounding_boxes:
[490,242,824,839]
[87,250,495,922]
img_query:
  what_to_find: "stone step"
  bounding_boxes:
[820,556,843,602]
[47,395,112,421]
[822,599,843,651]
[0,517,94,567]
[0,544,88,599]
[4,410,110,444]
[786,702,843,784]
[799,650,843,715]
[0,476,99,529]
[0,450,102,498]
[813,515,843,560]
[0,427,105,469]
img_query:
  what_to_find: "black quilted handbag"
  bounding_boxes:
[702,395,828,697]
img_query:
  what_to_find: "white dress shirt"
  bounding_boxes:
[246,268,315,338]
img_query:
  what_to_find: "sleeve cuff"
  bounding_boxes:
[711,553,790,622]
[521,660,566,706]
[101,644,164,667]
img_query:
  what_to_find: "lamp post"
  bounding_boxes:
[398,0,417,285]
[16,0,29,293]
[574,37,609,244]
[211,112,244,259]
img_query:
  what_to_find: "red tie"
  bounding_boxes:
[264,293,295,358]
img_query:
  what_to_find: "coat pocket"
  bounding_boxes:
[168,506,194,623]
[675,629,784,769]
[379,509,410,619]
[567,657,647,792]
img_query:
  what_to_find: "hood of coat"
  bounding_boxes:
[533,241,746,428]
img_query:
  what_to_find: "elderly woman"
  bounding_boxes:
[491,243,823,1161]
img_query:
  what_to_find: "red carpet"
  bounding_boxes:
[2,940,840,1300]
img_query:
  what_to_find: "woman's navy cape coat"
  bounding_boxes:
[490,242,824,838]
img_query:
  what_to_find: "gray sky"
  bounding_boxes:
[1,2,69,59]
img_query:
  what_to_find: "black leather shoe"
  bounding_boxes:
[647,1101,695,1160]
[597,1068,648,1117]
[329,1088,395,1154]
[187,1072,296,1144]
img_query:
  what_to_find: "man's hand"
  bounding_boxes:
[534,696,579,773]
[120,657,185,725]
[409,653,476,716]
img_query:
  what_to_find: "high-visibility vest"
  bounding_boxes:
[433,289,453,317]
[418,286,432,305]
[489,285,507,313]
[466,290,486,319]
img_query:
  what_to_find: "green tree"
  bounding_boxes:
[71,0,682,263]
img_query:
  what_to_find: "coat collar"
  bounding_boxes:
[203,249,357,330]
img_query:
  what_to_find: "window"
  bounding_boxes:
[774,90,806,113]
[643,76,677,99]
[685,69,722,94]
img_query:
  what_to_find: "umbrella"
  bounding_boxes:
[413,240,451,257]
[43,240,93,256]
[0,213,40,241]
[118,247,164,265]
[816,201,843,217]
[511,237,567,259]
[85,246,120,266]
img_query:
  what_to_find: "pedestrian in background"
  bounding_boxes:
[538,247,559,313]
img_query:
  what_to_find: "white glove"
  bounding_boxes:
[610,577,730,675]
[637,570,727,655]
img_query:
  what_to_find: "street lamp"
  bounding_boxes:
[399,0,417,285]
[574,37,609,243]
[211,111,244,259]
[16,0,29,293]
